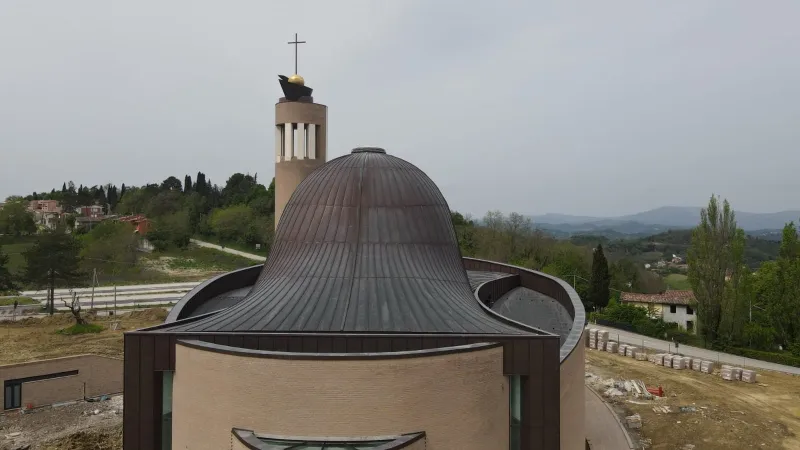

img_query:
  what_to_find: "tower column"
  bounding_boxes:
[274,99,327,229]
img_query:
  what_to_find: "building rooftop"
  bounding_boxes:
[165,149,532,335]
[620,290,696,306]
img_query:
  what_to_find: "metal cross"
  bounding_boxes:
[287,33,306,74]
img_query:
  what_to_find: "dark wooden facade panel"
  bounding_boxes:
[258,336,274,350]
[229,335,244,349]
[154,335,170,371]
[332,337,347,353]
[302,336,318,352]
[541,339,561,449]
[243,335,259,350]
[123,335,141,449]
[345,337,363,352]
[138,335,156,449]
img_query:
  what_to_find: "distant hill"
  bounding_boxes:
[531,206,800,237]
[570,229,781,269]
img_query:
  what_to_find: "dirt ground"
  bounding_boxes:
[586,349,800,450]
[1,396,123,450]
[0,310,166,450]
[0,309,167,365]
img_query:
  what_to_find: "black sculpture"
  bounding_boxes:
[278,75,313,101]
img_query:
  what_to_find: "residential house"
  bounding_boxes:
[27,200,62,214]
[76,205,105,218]
[27,200,63,230]
[620,290,697,333]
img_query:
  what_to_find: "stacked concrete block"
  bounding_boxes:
[618,344,628,356]
[635,352,648,361]
[671,355,686,369]
[700,360,715,374]
[597,330,609,350]
[720,365,743,381]
[720,365,736,380]
[663,354,674,368]
[605,341,618,353]
[652,354,665,365]
[681,356,693,368]
[585,331,590,348]
[741,369,757,383]
[588,329,598,349]
[626,346,638,358]
[691,359,702,371]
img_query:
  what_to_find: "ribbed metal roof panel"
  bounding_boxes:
[168,150,528,334]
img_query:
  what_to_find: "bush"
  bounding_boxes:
[722,346,800,368]
[58,323,104,335]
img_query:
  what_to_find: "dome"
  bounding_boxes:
[170,149,528,334]
[287,74,305,85]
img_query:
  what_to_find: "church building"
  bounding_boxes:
[122,38,586,450]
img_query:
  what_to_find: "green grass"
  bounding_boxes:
[664,273,691,290]
[154,246,259,271]
[193,235,269,256]
[0,296,37,306]
[0,242,34,275]
[57,323,104,335]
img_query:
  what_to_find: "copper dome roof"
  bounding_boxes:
[169,148,528,334]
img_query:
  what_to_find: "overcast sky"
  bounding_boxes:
[1,1,799,217]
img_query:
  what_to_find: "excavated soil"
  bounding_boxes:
[0,309,167,364]
[586,349,800,450]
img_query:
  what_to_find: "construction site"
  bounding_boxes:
[3,315,800,449]
[585,329,800,450]
[1,309,166,450]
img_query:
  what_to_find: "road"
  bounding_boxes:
[590,323,800,375]
[584,385,635,449]
[16,282,202,312]
[190,239,266,262]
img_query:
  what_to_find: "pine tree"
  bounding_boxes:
[61,182,67,193]
[0,249,17,294]
[688,195,745,346]
[588,244,611,310]
[196,172,208,196]
[24,227,84,314]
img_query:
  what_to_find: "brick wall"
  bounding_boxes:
[560,334,585,450]
[173,343,507,450]
[1,355,122,409]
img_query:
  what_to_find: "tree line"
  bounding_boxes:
[687,196,800,360]
[451,211,665,311]
[7,171,277,253]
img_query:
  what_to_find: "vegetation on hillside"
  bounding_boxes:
[451,211,666,310]
[5,175,800,364]
[573,228,781,269]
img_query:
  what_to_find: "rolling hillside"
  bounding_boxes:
[531,206,800,237]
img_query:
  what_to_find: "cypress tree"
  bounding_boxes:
[184,175,193,193]
[588,244,611,310]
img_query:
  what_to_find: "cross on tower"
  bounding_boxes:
[287,33,306,74]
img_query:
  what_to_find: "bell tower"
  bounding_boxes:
[274,34,328,229]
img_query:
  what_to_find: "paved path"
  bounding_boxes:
[190,239,267,262]
[21,282,201,298]
[590,324,800,375]
[584,385,635,449]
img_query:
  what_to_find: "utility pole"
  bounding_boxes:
[48,268,55,315]
[90,268,97,310]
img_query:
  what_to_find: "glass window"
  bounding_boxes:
[687,306,694,315]
[670,305,677,313]
[509,375,522,450]
[162,371,174,450]
[4,382,21,410]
